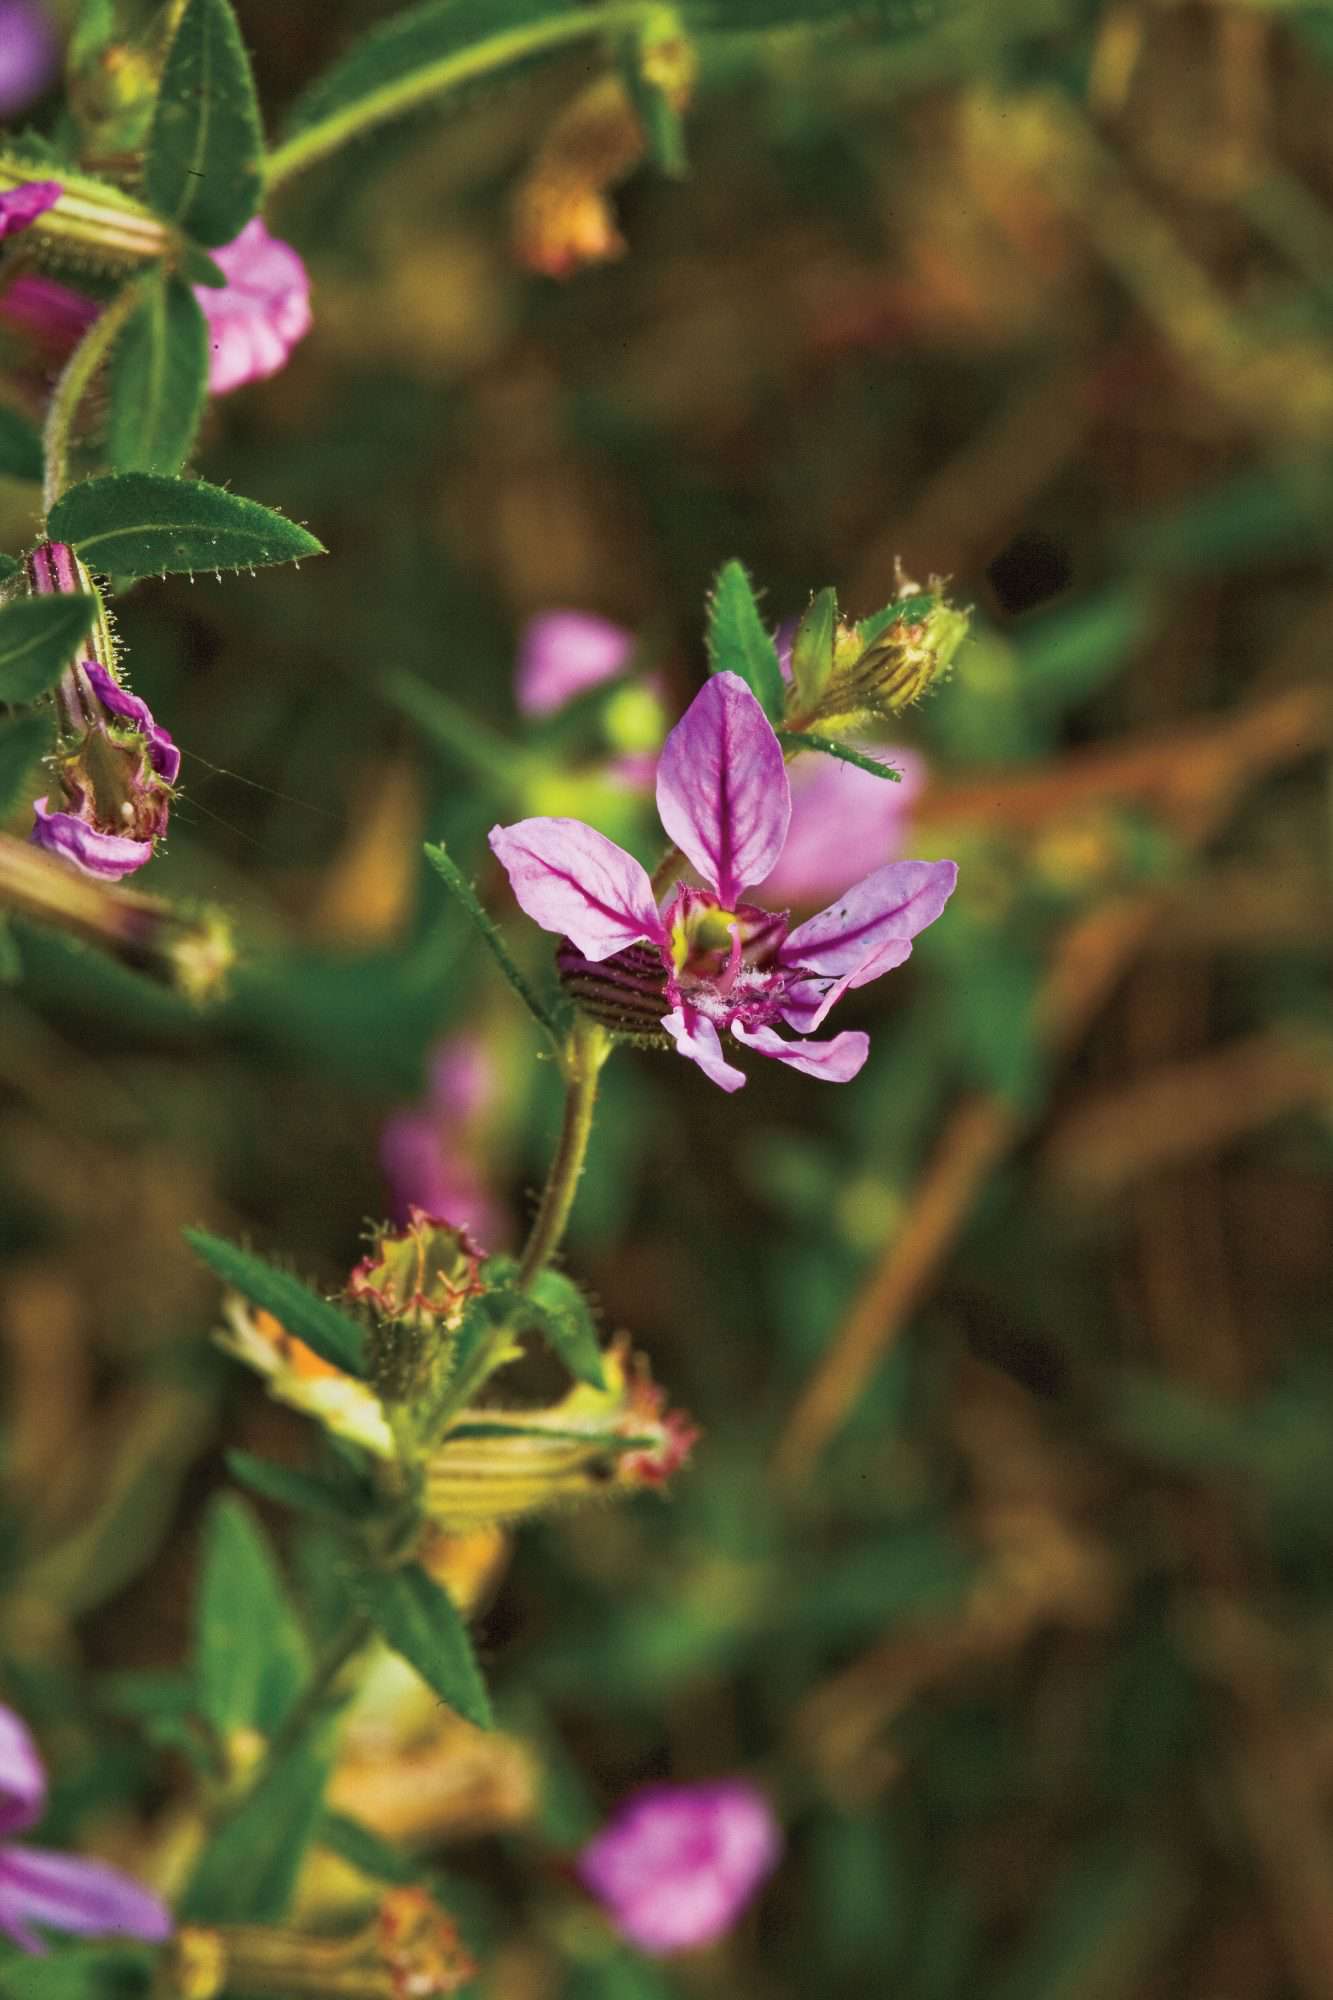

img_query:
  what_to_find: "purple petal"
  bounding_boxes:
[761,748,926,907]
[82,663,180,784]
[0,274,99,353]
[0,1847,171,1954]
[655,674,790,904]
[0,180,61,241]
[0,1708,44,1840]
[0,4,60,121]
[194,218,311,397]
[578,1781,781,1957]
[516,611,634,717]
[731,1020,869,1082]
[778,947,911,1035]
[31,799,153,881]
[781,858,958,986]
[662,1008,746,1092]
[488,817,662,961]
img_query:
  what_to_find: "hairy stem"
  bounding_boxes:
[517,1014,610,1288]
[42,282,139,518]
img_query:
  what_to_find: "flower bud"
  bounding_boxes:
[809,584,970,731]
[170,1890,476,1999]
[0,161,168,269]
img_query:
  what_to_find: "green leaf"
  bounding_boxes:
[0,405,43,483]
[271,0,630,188]
[353,1563,492,1730]
[108,273,209,476]
[195,1494,309,1739]
[0,595,97,703]
[0,916,19,985]
[183,1737,333,1923]
[319,1809,419,1885]
[184,1227,367,1376]
[791,586,836,710]
[778,730,906,781]
[177,242,227,287]
[48,473,324,579]
[0,554,18,583]
[224,1448,373,1524]
[0,713,53,818]
[145,0,263,247]
[855,591,936,649]
[706,558,784,720]
[517,1268,607,1389]
[425,841,569,1051]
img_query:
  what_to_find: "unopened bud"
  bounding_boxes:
[811,584,970,731]
[169,1890,476,1999]
[0,160,168,270]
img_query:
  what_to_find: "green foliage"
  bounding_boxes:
[225,1447,375,1523]
[481,1258,608,1388]
[988,1840,1192,2000]
[706,558,785,719]
[183,1228,368,1375]
[352,1562,493,1729]
[425,841,570,1050]
[145,0,263,247]
[0,595,96,703]
[194,1494,310,1738]
[183,1737,334,1922]
[778,729,905,779]
[0,713,53,818]
[0,405,42,483]
[0,1945,155,1999]
[47,473,324,579]
[108,273,209,476]
[791,584,837,709]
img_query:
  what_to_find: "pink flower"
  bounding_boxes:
[0,272,99,354]
[516,611,635,718]
[0,4,59,121]
[762,745,927,907]
[0,179,61,240]
[193,217,311,396]
[577,1780,781,1956]
[380,1036,509,1247]
[489,674,956,1090]
[32,659,179,881]
[0,1704,171,1954]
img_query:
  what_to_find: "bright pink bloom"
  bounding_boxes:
[0,180,61,240]
[193,218,311,396]
[577,1780,781,1956]
[516,611,635,718]
[0,4,59,120]
[489,674,956,1090]
[0,1704,171,1954]
[380,1036,509,1247]
[31,659,178,881]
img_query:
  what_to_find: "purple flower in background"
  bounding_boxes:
[762,744,927,907]
[516,610,635,718]
[0,4,59,120]
[490,673,956,1090]
[380,1036,509,1247]
[32,659,179,881]
[578,1780,781,1956]
[0,272,98,354]
[0,179,61,241]
[193,217,311,396]
[0,1704,171,1954]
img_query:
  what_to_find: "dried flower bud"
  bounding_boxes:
[170,1890,475,1999]
[347,1210,485,1330]
[215,1298,394,1459]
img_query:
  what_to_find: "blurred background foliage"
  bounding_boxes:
[2,0,1332,1995]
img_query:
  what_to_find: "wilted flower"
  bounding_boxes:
[171,1889,474,1999]
[0,178,61,240]
[0,1704,170,1954]
[577,1780,781,1957]
[193,217,311,396]
[32,658,179,880]
[0,3,59,121]
[380,1036,508,1247]
[216,1298,395,1459]
[490,673,957,1090]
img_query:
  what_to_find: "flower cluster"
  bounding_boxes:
[492,672,957,1090]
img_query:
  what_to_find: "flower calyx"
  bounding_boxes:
[802,580,970,733]
[348,1210,485,1411]
[171,1889,476,1999]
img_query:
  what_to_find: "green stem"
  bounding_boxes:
[41,282,140,518]
[210,1613,371,1831]
[264,2,657,191]
[517,1015,610,1287]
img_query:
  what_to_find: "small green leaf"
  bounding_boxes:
[519,1268,607,1389]
[0,405,43,483]
[178,242,227,287]
[778,730,904,781]
[183,1738,333,1922]
[791,586,836,710]
[0,713,52,818]
[0,554,18,583]
[0,917,19,985]
[425,840,569,1051]
[224,1449,374,1524]
[0,595,97,703]
[184,1227,367,1376]
[856,592,936,649]
[109,273,209,476]
[195,1494,309,1738]
[706,559,784,721]
[353,1563,492,1730]
[48,473,324,579]
[145,0,263,248]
